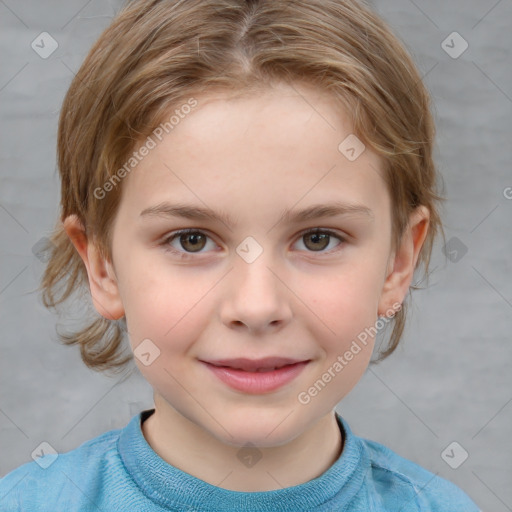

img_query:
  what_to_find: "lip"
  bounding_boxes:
[202,356,307,372]
[200,359,310,394]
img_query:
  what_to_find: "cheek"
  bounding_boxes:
[304,262,382,339]
[303,276,377,401]
[123,269,215,394]
[298,263,381,397]
[120,264,212,353]
[121,244,384,358]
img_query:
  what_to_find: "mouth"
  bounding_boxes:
[200,356,310,373]
[199,358,311,394]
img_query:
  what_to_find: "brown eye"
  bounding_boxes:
[177,231,207,252]
[294,229,344,254]
[162,229,214,256]
[302,232,330,251]
[162,228,345,258]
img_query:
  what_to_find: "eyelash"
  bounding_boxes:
[160,228,346,259]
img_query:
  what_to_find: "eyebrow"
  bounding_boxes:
[139,200,374,229]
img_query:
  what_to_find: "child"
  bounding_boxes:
[0,0,481,510]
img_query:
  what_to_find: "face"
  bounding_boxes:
[68,81,428,448]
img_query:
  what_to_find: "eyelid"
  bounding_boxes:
[296,226,345,239]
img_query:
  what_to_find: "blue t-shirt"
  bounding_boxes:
[0,408,480,511]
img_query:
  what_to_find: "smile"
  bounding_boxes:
[200,360,310,394]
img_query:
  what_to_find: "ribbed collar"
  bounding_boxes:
[118,408,368,511]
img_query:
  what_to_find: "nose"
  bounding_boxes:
[218,248,293,335]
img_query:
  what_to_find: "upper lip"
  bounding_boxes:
[201,357,309,372]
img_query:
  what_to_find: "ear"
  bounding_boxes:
[63,214,125,321]
[377,205,430,317]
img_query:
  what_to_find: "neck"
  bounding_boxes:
[141,398,344,492]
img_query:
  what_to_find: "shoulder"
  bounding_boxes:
[0,426,122,511]
[359,437,481,511]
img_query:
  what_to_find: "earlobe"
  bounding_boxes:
[63,215,125,321]
[378,206,430,316]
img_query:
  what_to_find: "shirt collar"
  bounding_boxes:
[118,408,368,511]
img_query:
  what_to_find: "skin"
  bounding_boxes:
[64,81,429,492]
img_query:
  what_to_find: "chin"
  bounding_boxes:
[206,409,306,448]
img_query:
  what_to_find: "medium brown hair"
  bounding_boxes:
[38,0,446,375]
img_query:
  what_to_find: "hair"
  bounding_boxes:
[37,0,446,375]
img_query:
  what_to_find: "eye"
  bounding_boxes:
[293,228,345,254]
[161,229,215,258]
[160,228,346,258]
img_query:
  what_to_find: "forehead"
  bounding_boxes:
[116,82,388,224]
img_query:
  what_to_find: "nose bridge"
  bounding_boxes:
[233,233,281,297]
[220,233,292,330]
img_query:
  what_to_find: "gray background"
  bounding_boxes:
[1,0,511,510]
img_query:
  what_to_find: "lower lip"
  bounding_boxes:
[201,361,309,394]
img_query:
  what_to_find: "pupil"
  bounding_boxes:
[307,232,328,251]
[182,233,204,251]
